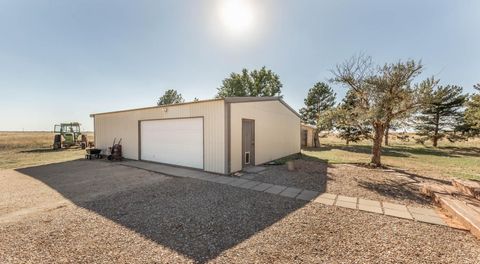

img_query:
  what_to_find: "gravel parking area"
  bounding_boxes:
[1,160,479,263]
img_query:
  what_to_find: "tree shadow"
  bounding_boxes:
[305,144,465,158]
[355,178,432,207]
[14,160,316,263]
[18,148,67,153]
[438,146,480,158]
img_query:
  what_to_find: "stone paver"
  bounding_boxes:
[411,213,447,226]
[238,180,261,189]
[279,187,303,198]
[313,197,335,206]
[317,193,337,200]
[384,208,413,220]
[335,200,357,209]
[383,202,408,211]
[264,185,288,195]
[358,198,381,207]
[358,204,383,214]
[251,183,274,191]
[296,190,320,201]
[407,207,439,217]
[337,195,357,203]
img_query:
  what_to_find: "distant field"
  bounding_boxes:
[303,134,480,181]
[0,132,93,170]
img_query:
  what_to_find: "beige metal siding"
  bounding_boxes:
[230,100,301,172]
[94,100,225,174]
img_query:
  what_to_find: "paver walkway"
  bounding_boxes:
[119,160,447,227]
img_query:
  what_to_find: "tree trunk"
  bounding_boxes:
[314,128,320,147]
[433,112,440,147]
[384,124,390,146]
[346,139,349,145]
[371,122,385,167]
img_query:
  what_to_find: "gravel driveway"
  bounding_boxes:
[1,160,479,263]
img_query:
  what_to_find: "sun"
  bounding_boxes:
[218,0,255,35]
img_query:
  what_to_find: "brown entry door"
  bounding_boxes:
[301,129,308,147]
[242,119,255,168]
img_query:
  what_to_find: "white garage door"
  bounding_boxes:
[140,118,203,169]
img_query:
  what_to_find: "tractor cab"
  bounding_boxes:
[53,122,87,149]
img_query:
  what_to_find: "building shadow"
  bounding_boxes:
[14,159,317,263]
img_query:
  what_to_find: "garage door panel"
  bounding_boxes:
[140,118,203,169]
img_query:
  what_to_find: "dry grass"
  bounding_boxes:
[303,134,480,181]
[0,132,93,170]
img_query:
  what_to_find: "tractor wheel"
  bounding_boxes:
[53,135,62,150]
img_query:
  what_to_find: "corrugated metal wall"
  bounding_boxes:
[229,100,301,172]
[94,100,226,174]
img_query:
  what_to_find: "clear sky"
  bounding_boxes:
[0,0,479,131]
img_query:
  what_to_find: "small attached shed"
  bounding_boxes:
[91,97,301,174]
[301,123,316,147]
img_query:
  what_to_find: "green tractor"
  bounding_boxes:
[53,122,87,150]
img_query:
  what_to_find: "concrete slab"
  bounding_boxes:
[227,178,250,187]
[243,166,267,173]
[337,195,357,203]
[384,208,413,220]
[251,183,274,192]
[358,198,381,207]
[237,180,262,189]
[358,204,383,214]
[279,187,303,198]
[313,197,335,206]
[240,174,256,180]
[215,176,237,184]
[296,190,320,201]
[202,175,221,182]
[335,200,357,209]
[411,213,447,226]
[317,193,337,200]
[264,185,288,195]
[383,202,408,211]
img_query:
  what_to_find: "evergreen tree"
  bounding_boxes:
[415,85,467,147]
[334,91,370,145]
[299,82,336,147]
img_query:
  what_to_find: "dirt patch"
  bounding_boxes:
[326,163,440,208]
[254,159,439,208]
[246,160,328,192]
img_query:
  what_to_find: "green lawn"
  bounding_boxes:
[302,136,480,181]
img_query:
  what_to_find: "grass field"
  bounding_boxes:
[1,132,479,181]
[302,135,480,181]
[0,132,93,170]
